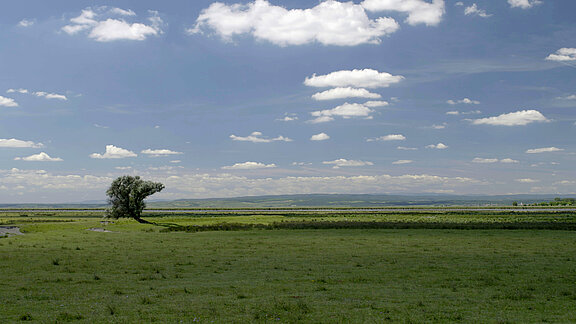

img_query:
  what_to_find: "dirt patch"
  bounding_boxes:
[0,226,23,237]
[87,227,114,233]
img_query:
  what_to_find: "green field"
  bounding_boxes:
[1,210,576,323]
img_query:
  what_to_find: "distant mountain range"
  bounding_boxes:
[0,193,567,209]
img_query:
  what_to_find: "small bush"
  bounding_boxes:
[19,313,32,321]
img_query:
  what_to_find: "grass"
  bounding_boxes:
[0,210,575,322]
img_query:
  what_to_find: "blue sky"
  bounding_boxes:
[0,0,574,203]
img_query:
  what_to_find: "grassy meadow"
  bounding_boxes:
[1,210,576,323]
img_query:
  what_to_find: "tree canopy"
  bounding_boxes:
[106,175,164,224]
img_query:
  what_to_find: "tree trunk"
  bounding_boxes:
[134,217,154,225]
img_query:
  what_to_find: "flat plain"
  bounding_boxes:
[1,209,575,323]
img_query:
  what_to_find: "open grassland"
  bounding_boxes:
[1,210,576,323]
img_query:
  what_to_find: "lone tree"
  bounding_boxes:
[106,175,164,224]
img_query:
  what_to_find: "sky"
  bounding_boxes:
[0,0,575,203]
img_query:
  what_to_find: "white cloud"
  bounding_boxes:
[508,0,542,9]
[14,152,63,162]
[472,158,499,164]
[446,110,481,115]
[515,178,539,183]
[361,0,446,26]
[392,160,413,164]
[308,116,335,124]
[472,158,519,164]
[311,133,330,141]
[447,98,480,105]
[525,147,564,154]
[556,94,576,100]
[190,0,399,46]
[222,161,277,170]
[6,89,28,94]
[0,168,112,192]
[397,146,418,150]
[154,172,481,199]
[18,19,35,27]
[323,158,374,168]
[277,115,298,121]
[34,91,68,100]
[426,143,448,149]
[312,87,381,101]
[310,103,374,123]
[0,96,18,107]
[455,2,464,6]
[62,7,162,42]
[230,131,292,143]
[367,134,406,142]
[546,48,576,62]
[464,4,491,17]
[432,123,446,129]
[364,100,390,107]
[305,69,404,88]
[141,149,183,157]
[0,139,43,148]
[472,110,549,126]
[109,8,137,16]
[7,89,68,101]
[90,145,137,159]
[115,166,132,170]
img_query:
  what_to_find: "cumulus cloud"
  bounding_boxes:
[132,172,481,199]
[90,145,137,159]
[6,88,68,100]
[323,158,374,168]
[446,110,481,115]
[0,96,18,107]
[305,69,404,88]
[0,138,43,148]
[508,0,542,9]
[556,94,576,100]
[222,161,277,170]
[426,143,448,149]
[447,98,480,105]
[6,88,28,94]
[472,158,519,164]
[230,131,292,143]
[190,0,399,46]
[14,152,63,162]
[525,147,564,154]
[364,100,390,107]
[472,110,549,126]
[546,48,576,62]
[141,149,183,157]
[397,146,418,150]
[34,91,67,100]
[18,19,35,27]
[392,160,413,164]
[367,134,406,141]
[312,87,381,101]
[515,178,539,183]
[310,133,330,141]
[62,7,163,42]
[361,0,446,26]
[310,103,374,123]
[0,168,112,192]
[277,114,298,121]
[464,4,491,17]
